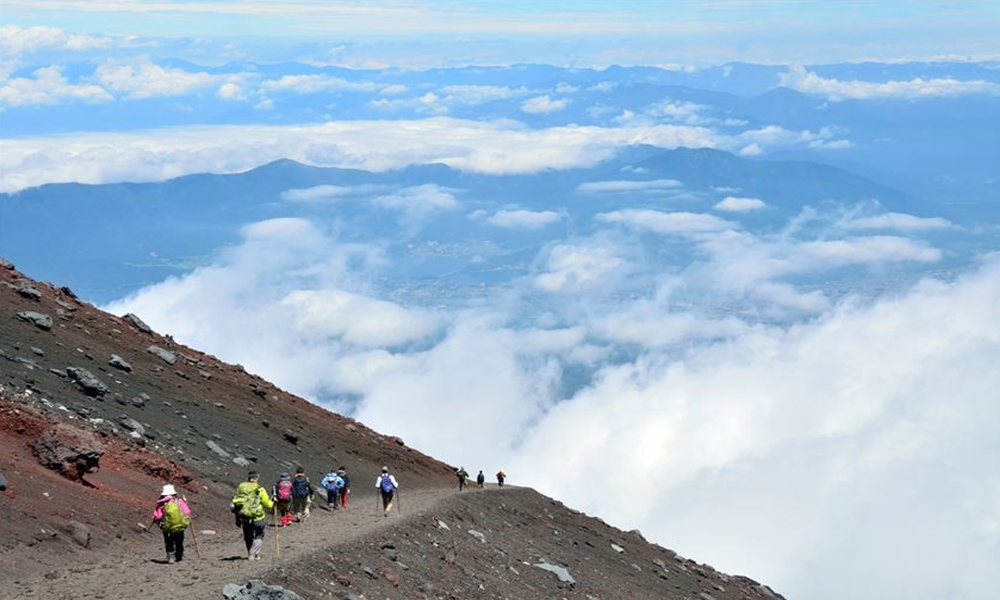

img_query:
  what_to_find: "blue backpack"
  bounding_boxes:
[292,475,311,498]
[379,474,395,493]
[325,474,343,492]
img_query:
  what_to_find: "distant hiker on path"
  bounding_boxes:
[150,484,190,564]
[456,466,469,491]
[231,471,274,560]
[290,467,312,522]
[476,470,485,488]
[337,466,350,509]
[273,472,294,527]
[377,466,398,516]
[321,468,345,510]
[496,470,506,487]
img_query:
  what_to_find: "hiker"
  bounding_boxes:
[476,470,485,488]
[496,469,506,487]
[273,472,294,527]
[321,468,344,510]
[337,466,350,509]
[376,466,398,516]
[150,484,191,564]
[231,471,274,560]
[290,467,313,522]
[456,466,469,491]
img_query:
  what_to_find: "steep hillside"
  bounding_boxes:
[0,258,785,599]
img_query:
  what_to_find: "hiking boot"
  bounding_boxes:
[167,555,175,564]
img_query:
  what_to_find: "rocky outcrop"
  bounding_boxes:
[31,422,105,482]
[66,366,109,397]
[17,311,53,331]
[222,580,305,600]
[123,313,154,334]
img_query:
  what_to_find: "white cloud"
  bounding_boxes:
[439,84,533,106]
[576,178,683,193]
[597,209,735,234]
[282,289,440,347]
[535,243,627,292]
[797,236,941,265]
[0,118,722,192]
[95,59,216,98]
[0,65,112,107]
[840,212,954,232]
[485,209,562,229]
[0,24,116,56]
[261,74,384,94]
[280,184,386,202]
[781,65,1000,101]
[216,82,245,101]
[715,196,767,212]
[521,94,570,114]
[371,184,461,215]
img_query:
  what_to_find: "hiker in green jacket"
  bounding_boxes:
[231,471,274,560]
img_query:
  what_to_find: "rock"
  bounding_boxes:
[534,561,575,585]
[345,423,357,432]
[130,395,147,408]
[32,423,104,481]
[436,519,450,531]
[467,529,486,543]
[653,558,668,570]
[380,566,401,587]
[17,311,53,331]
[233,456,250,468]
[206,440,230,459]
[146,345,177,365]
[50,368,66,378]
[108,354,133,373]
[758,584,785,599]
[59,285,77,299]
[282,431,299,445]
[222,580,304,600]
[65,521,91,548]
[699,594,717,600]
[117,415,145,437]
[0,257,13,269]
[123,313,154,334]
[18,285,42,300]
[30,346,44,356]
[611,543,625,553]
[0,469,7,491]
[393,436,405,446]
[338,592,364,600]
[66,366,109,397]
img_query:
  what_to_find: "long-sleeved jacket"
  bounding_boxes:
[375,474,399,490]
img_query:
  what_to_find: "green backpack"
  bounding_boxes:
[160,500,190,533]
[236,483,262,520]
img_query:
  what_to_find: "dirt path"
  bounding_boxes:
[10,486,474,600]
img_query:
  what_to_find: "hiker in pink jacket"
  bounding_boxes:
[151,484,191,564]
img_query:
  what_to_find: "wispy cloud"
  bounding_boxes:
[485,209,562,229]
[781,65,1000,100]
[715,196,766,212]
[521,94,570,114]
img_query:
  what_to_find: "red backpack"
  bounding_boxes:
[276,480,293,501]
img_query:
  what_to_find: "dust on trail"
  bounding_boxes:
[11,486,473,600]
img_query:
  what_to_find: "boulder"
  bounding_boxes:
[206,440,231,459]
[117,415,145,437]
[17,285,42,300]
[123,313,154,334]
[534,561,575,585]
[0,257,13,270]
[17,311,53,331]
[66,366,109,397]
[108,354,133,373]
[146,345,177,365]
[32,423,105,481]
[65,521,91,548]
[222,580,305,600]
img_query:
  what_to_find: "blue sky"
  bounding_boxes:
[2,0,998,64]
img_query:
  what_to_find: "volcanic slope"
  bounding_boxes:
[0,259,785,599]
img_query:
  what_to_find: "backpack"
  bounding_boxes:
[160,499,190,533]
[325,475,343,492]
[236,483,262,520]
[276,480,293,501]
[292,476,311,498]
[379,474,395,493]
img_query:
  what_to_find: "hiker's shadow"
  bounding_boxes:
[148,558,170,564]
[220,556,246,562]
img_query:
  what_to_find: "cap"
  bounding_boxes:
[161,484,177,496]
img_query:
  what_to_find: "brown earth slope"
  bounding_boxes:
[0,259,785,599]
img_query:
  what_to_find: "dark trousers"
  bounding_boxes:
[381,490,394,509]
[326,488,340,508]
[241,520,265,552]
[163,530,184,561]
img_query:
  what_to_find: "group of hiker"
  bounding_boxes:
[150,463,505,563]
[455,467,506,491]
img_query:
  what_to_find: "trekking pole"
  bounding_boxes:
[273,505,280,559]
[374,492,379,517]
[189,519,203,559]
[397,489,402,515]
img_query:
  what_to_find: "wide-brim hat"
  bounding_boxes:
[161,484,177,496]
